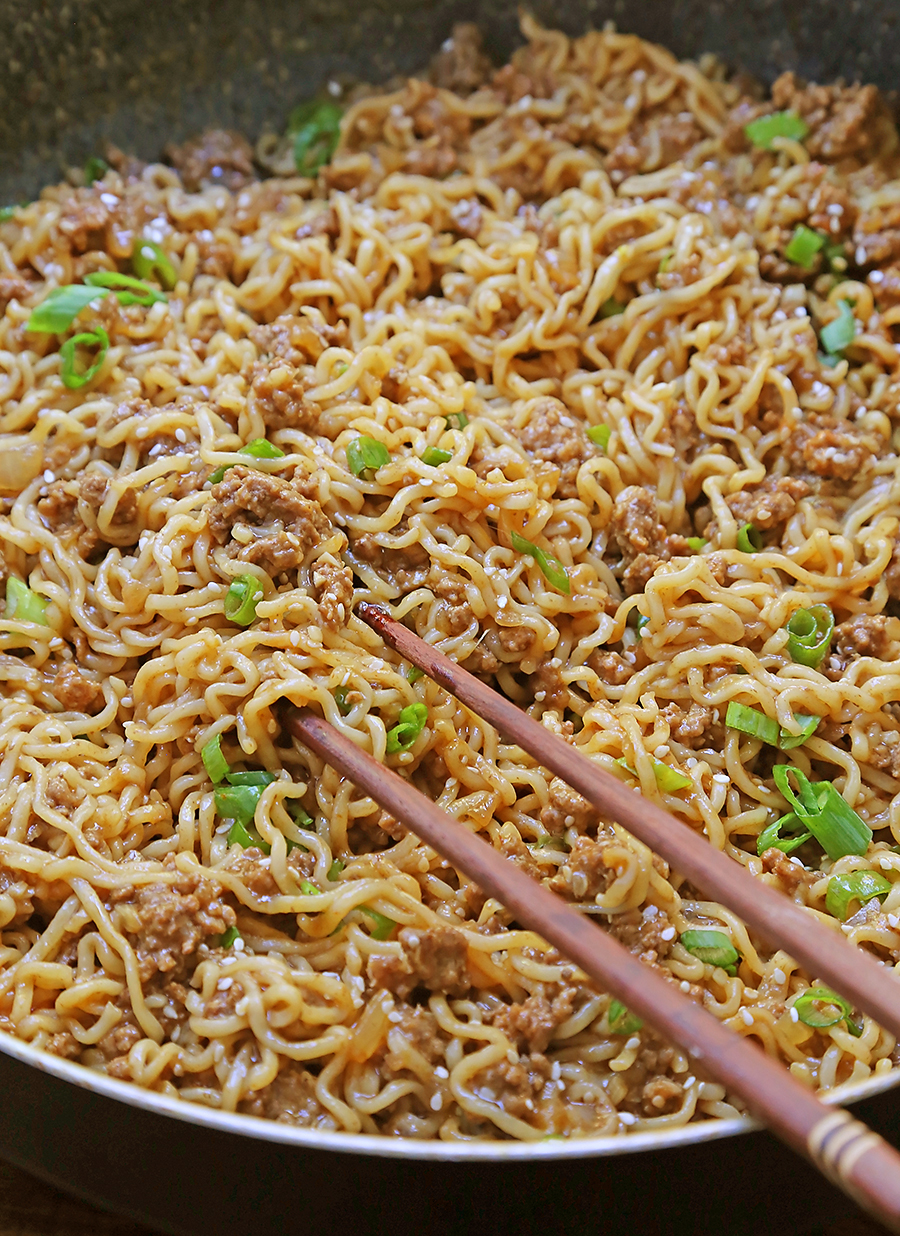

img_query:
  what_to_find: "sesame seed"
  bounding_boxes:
[217,977,233,991]
[435,1066,449,1079]
[550,1061,561,1080]
[654,746,669,758]
[387,1010,402,1023]
[625,1036,641,1051]
[290,631,300,647]
[790,1007,799,1022]
[740,1008,753,1026]
[660,926,676,941]
[175,428,187,443]
[683,1076,695,1088]
[712,773,730,785]
[888,914,899,930]
[773,968,786,984]
[43,470,54,483]
[430,1093,443,1111]
[619,1112,636,1126]
[680,981,691,993]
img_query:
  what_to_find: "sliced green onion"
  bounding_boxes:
[599,297,626,318]
[227,817,271,854]
[5,576,49,625]
[608,998,643,1036]
[333,686,353,715]
[823,238,847,272]
[328,858,345,880]
[653,761,692,792]
[216,783,264,828]
[290,802,314,827]
[224,575,264,626]
[826,871,892,921]
[59,325,109,389]
[83,270,166,307]
[726,701,819,750]
[421,446,452,466]
[209,438,286,484]
[84,156,109,186]
[26,284,110,333]
[784,225,825,269]
[634,614,650,637]
[818,350,841,369]
[658,252,673,274]
[819,299,856,355]
[359,905,396,940]
[300,880,320,896]
[201,734,230,784]
[785,605,834,670]
[530,834,571,852]
[386,702,428,754]
[218,925,241,949]
[757,813,812,857]
[680,929,739,973]
[346,435,390,477]
[587,424,611,451]
[744,110,810,149]
[773,765,872,860]
[225,770,277,787]
[444,412,468,430]
[406,665,424,683]
[686,536,707,552]
[792,986,858,1034]
[736,522,763,553]
[0,205,19,221]
[132,238,177,290]
[510,530,570,595]
[288,99,343,175]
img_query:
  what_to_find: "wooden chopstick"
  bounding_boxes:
[357,602,900,1044]
[284,703,900,1232]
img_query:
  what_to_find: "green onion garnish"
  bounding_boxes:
[510,530,571,595]
[587,424,611,451]
[225,770,277,787]
[201,734,230,784]
[819,300,856,355]
[59,326,109,389]
[216,783,265,829]
[680,929,739,974]
[658,252,673,273]
[5,576,49,625]
[346,435,390,477]
[227,817,271,853]
[218,925,241,948]
[792,986,860,1035]
[84,156,109,186]
[744,110,809,149]
[209,438,286,484]
[633,613,650,638]
[386,702,428,754]
[444,412,468,430]
[599,297,626,318]
[756,813,812,857]
[132,238,177,290]
[300,880,320,896]
[359,906,396,940]
[290,802,314,827]
[826,870,892,921]
[823,238,847,272]
[421,446,452,466]
[686,536,707,552]
[333,686,353,715]
[772,764,872,860]
[785,604,834,669]
[406,665,424,683]
[224,575,264,626]
[288,99,343,176]
[83,270,167,307]
[736,522,763,553]
[653,761,692,792]
[608,998,643,1036]
[530,834,571,852]
[0,205,19,221]
[26,284,109,333]
[726,702,819,751]
[784,225,825,269]
[328,858,345,880]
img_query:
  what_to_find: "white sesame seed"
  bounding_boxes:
[43,470,54,483]
[740,1008,754,1026]
[680,981,691,993]
[683,1076,695,1088]
[654,746,669,758]
[790,1007,799,1022]
[712,773,730,784]
[550,1061,561,1080]
[660,926,676,941]
[625,1036,641,1051]
[430,1093,443,1111]
[175,428,187,443]
[233,938,245,952]
[217,977,233,991]
[773,968,786,984]
[290,631,300,647]
[880,857,894,870]
[387,1010,402,1023]
[619,1112,637,1126]
[435,1066,449,1079]
[685,758,697,769]
[888,914,899,930]
[556,1079,565,1091]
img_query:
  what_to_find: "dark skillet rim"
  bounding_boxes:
[2,1030,897,1161]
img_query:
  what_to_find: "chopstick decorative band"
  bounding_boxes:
[356,601,900,1045]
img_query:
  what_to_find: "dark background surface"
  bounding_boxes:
[1,0,900,1232]
[1,0,900,198]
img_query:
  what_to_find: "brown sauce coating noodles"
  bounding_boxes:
[2,17,900,1140]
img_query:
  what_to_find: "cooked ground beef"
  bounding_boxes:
[165,129,257,192]
[53,664,105,714]
[490,989,577,1053]
[239,1064,339,1128]
[725,477,809,531]
[540,777,599,836]
[514,397,592,500]
[428,23,493,95]
[610,486,690,593]
[312,555,353,628]
[206,465,334,577]
[367,926,471,998]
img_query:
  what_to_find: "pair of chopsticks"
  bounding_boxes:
[283,602,900,1231]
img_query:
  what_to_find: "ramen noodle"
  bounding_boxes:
[1,17,900,1141]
